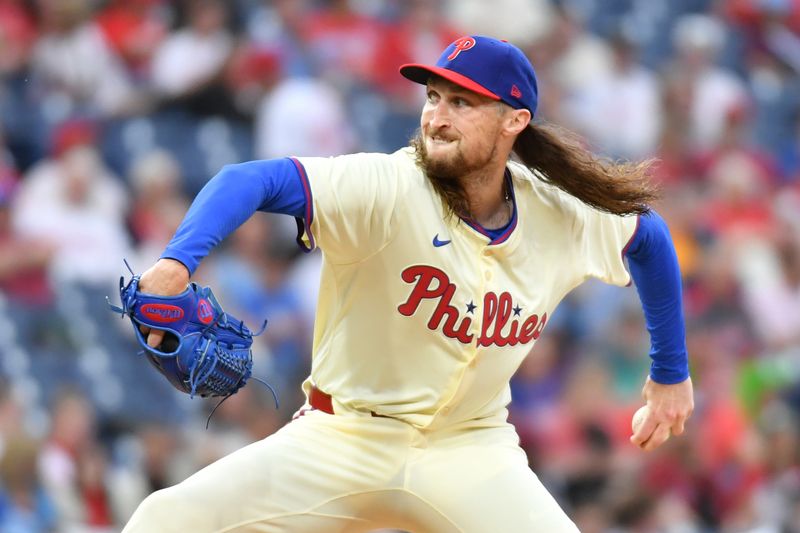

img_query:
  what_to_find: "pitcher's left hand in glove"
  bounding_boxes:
[109,262,268,400]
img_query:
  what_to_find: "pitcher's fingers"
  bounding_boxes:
[671,417,686,436]
[642,423,672,451]
[630,434,648,449]
[147,329,165,348]
[630,415,658,448]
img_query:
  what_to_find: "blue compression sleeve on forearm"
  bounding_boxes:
[161,158,306,274]
[625,210,689,384]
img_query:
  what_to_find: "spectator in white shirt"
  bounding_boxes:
[149,0,233,99]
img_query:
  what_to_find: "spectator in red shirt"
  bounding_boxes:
[0,0,37,75]
[372,0,461,108]
[301,0,385,89]
[94,0,168,79]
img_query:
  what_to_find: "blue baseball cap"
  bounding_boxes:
[400,35,538,116]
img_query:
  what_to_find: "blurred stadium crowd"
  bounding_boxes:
[0,0,799,531]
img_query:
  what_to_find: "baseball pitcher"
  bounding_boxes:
[122,36,693,532]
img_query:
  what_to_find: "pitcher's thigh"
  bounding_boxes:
[123,412,408,533]
[409,442,579,533]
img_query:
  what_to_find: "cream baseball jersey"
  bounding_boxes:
[293,147,637,428]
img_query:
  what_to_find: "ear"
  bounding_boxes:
[503,109,532,137]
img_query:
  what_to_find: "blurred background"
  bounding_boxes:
[0,0,798,531]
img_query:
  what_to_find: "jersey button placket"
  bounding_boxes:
[482,245,494,282]
[475,246,494,339]
[472,247,493,369]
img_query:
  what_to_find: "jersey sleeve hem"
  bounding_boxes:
[159,250,195,276]
[649,363,690,385]
[290,157,316,253]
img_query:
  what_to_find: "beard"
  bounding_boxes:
[410,128,499,218]
[410,129,497,181]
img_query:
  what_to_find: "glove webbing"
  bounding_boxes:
[187,336,251,398]
[186,309,278,428]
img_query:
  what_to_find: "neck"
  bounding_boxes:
[460,161,511,229]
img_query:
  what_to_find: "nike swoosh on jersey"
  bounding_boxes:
[432,234,451,247]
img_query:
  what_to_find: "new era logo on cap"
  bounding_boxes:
[399,35,539,116]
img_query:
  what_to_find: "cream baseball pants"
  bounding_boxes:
[123,409,578,532]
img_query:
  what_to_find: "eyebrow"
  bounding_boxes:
[426,78,475,96]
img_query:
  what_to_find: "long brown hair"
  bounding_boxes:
[513,122,658,216]
[412,122,659,218]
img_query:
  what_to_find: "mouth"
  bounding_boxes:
[427,134,456,147]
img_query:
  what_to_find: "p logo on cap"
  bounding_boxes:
[447,37,476,61]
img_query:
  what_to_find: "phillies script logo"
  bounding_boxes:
[397,265,547,347]
[447,36,476,60]
[141,304,184,323]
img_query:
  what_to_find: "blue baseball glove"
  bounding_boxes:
[109,266,270,402]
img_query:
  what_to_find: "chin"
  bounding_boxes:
[413,132,467,179]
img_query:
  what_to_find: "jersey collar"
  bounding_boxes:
[459,168,519,248]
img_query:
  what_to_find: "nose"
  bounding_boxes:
[424,100,450,130]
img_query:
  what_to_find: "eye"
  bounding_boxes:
[452,97,469,107]
[426,90,439,103]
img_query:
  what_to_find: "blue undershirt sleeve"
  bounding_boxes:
[625,210,690,384]
[161,158,307,274]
